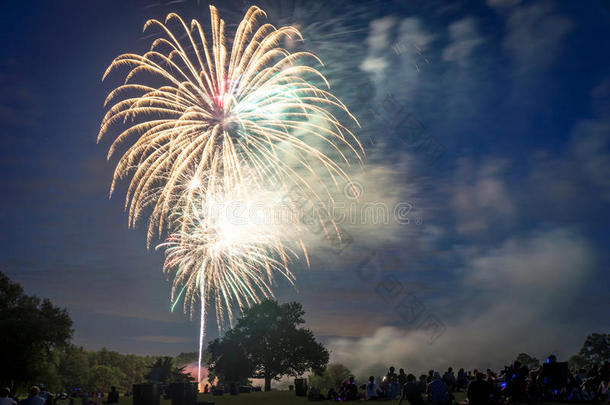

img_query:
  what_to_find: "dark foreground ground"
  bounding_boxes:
[116,390,306,404]
[117,390,426,404]
[111,390,589,404]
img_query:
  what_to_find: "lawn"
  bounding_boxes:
[114,391,308,405]
[113,390,469,404]
[103,391,591,405]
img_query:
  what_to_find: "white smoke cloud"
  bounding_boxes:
[450,157,515,235]
[327,228,595,377]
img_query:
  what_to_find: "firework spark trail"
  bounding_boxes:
[157,175,299,324]
[99,4,363,388]
[157,175,301,386]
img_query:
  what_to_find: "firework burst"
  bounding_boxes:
[99,4,363,388]
[99,5,362,245]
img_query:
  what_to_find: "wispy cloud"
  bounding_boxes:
[486,0,521,9]
[360,17,396,77]
[443,18,484,67]
[137,335,193,344]
[500,1,573,73]
[97,309,185,324]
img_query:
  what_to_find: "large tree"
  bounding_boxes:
[0,272,73,391]
[207,300,329,391]
[207,329,254,385]
[578,333,610,368]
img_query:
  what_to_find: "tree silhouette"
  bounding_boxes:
[578,333,610,367]
[207,300,329,391]
[0,272,72,391]
[206,329,254,385]
[146,356,194,384]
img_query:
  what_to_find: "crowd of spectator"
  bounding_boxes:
[4,354,610,404]
[0,386,121,405]
[307,355,610,403]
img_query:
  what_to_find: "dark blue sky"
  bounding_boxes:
[1,0,609,375]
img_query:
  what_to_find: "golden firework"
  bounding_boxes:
[99,5,362,245]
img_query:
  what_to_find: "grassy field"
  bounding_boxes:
[111,390,469,404]
[96,391,591,405]
[114,391,307,405]
[57,389,595,405]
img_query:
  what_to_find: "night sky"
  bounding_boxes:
[1,0,609,377]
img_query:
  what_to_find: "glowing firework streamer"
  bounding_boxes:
[157,175,300,385]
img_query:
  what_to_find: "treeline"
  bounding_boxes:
[0,271,196,393]
[30,344,196,392]
[39,346,197,393]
